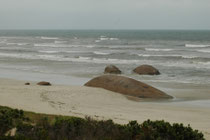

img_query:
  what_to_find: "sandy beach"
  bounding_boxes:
[0,78,210,139]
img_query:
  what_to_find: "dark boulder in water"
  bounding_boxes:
[104,65,121,74]
[85,75,172,99]
[133,65,160,75]
[37,81,51,86]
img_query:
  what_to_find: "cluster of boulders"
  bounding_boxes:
[23,64,172,100]
[85,64,172,99]
[104,64,160,75]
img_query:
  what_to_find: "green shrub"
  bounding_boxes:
[137,120,204,140]
[0,108,27,136]
[0,107,205,140]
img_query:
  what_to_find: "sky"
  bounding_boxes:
[0,0,210,30]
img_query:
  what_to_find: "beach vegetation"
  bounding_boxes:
[0,106,204,140]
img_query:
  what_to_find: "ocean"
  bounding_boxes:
[0,30,210,88]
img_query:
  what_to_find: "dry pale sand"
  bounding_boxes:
[0,78,210,139]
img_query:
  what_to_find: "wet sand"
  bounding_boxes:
[0,78,210,139]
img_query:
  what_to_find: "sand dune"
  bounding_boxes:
[0,78,210,139]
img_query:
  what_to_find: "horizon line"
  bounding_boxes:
[0,28,210,31]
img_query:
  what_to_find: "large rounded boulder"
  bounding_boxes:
[84,75,172,99]
[104,65,121,74]
[133,65,160,75]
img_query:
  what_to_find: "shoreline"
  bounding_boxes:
[1,67,210,101]
[0,77,210,139]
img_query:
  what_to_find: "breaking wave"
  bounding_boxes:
[38,50,88,54]
[54,40,67,44]
[185,44,210,48]
[41,37,59,40]
[6,43,29,46]
[196,49,210,53]
[137,54,200,59]
[0,52,140,64]
[145,48,174,52]
[93,51,110,55]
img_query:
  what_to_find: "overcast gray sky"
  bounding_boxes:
[0,0,210,30]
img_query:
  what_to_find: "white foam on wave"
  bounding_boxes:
[138,54,181,57]
[108,46,144,50]
[93,51,110,55]
[100,37,109,41]
[66,51,88,53]
[145,48,174,52]
[196,49,210,53]
[95,40,101,43]
[34,43,76,48]
[39,50,88,54]
[73,57,140,64]
[137,54,151,57]
[38,51,59,54]
[37,54,61,60]
[77,56,92,60]
[18,43,28,46]
[6,43,17,45]
[41,36,59,40]
[86,45,95,48]
[0,47,23,50]
[36,55,142,64]
[0,52,33,59]
[96,36,119,42]
[54,40,67,44]
[0,52,88,62]
[137,54,199,59]
[181,55,198,59]
[161,59,210,70]
[34,43,56,47]
[185,44,210,48]
[197,61,210,66]
[35,44,94,48]
[6,43,28,46]
[0,39,7,43]
[2,51,210,69]
[109,38,119,40]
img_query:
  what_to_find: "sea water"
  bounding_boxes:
[0,30,210,87]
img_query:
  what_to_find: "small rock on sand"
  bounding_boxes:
[37,81,51,86]
[25,82,30,85]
